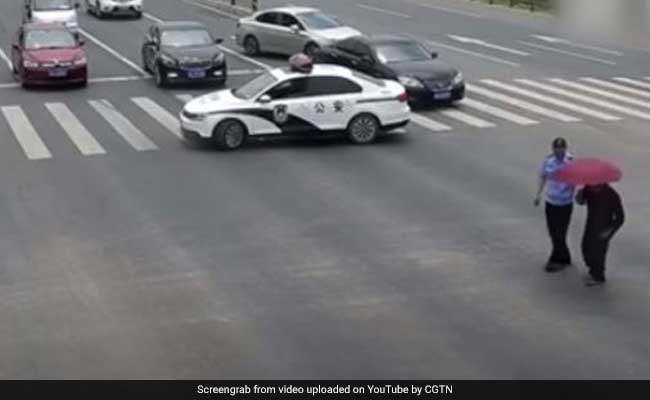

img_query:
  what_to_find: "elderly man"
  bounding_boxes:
[535,138,575,272]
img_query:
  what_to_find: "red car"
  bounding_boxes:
[11,23,87,88]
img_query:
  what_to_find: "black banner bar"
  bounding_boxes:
[1,381,648,400]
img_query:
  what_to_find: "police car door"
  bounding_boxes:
[262,77,317,135]
[302,76,360,131]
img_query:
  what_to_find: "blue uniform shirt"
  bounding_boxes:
[540,153,575,206]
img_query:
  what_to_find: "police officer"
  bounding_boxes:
[534,138,575,272]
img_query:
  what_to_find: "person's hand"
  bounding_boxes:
[534,196,541,207]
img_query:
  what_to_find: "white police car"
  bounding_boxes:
[180,57,410,150]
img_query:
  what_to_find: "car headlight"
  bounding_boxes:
[182,109,207,121]
[23,59,39,68]
[452,72,464,86]
[159,53,177,67]
[398,76,424,89]
[212,52,225,65]
[73,56,87,66]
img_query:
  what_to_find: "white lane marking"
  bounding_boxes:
[530,35,623,56]
[131,97,182,140]
[613,77,650,91]
[514,79,650,120]
[518,41,617,66]
[549,78,650,109]
[481,80,621,121]
[413,2,482,18]
[78,28,148,77]
[0,48,12,70]
[143,12,163,23]
[580,78,650,99]
[427,40,520,67]
[358,4,412,18]
[1,106,52,160]
[439,109,496,128]
[229,69,265,76]
[410,113,452,132]
[181,0,241,20]
[466,84,580,123]
[90,75,149,83]
[89,100,158,151]
[447,35,530,56]
[0,83,19,89]
[460,98,538,125]
[45,103,106,156]
[175,94,194,103]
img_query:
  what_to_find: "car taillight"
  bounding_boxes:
[398,92,408,103]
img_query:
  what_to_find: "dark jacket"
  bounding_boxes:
[576,185,625,239]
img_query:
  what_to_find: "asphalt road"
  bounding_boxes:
[0,0,649,379]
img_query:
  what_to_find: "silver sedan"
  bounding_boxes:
[235,6,362,57]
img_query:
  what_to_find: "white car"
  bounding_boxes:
[180,63,410,150]
[235,6,362,57]
[85,0,142,18]
[24,0,80,32]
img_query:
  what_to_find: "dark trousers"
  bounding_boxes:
[582,233,610,281]
[545,202,573,265]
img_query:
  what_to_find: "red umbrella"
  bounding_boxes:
[553,158,622,185]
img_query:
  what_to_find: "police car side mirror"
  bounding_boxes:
[258,94,272,104]
[290,24,301,34]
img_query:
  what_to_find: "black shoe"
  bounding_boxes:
[545,262,571,272]
[583,274,606,287]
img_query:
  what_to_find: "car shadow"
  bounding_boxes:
[181,132,408,153]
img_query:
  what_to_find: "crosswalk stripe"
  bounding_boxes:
[482,80,621,121]
[45,103,106,156]
[439,109,496,128]
[1,106,52,160]
[410,113,452,132]
[580,78,650,99]
[88,100,158,151]
[613,77,650,91]
[466,84,580,123]
[549,79,650,110]
[175,94,194,103]
[515,79,650,120]
[460,98,539,125]
[131,97,182,140]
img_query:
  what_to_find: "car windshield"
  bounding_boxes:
[25,29,76,49]
[298,12,341,30]
[33,0,74,10]
[375,42,430,63]
[232,72,279,100]
[161,29,213,47]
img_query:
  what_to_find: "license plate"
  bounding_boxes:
[433,91,451,100]
[187,70,206,79]
[49,68,67,77]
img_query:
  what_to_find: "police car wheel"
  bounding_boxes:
[347,114,380,144]
[244,36,260,56]
[214,120,247,150]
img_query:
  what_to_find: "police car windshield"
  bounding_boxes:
[376,42,430,64]
[298,12,340,30]
[25,29,76,50]
[161,29,213,47]
[233,72,278,100]
[33,0,74,10]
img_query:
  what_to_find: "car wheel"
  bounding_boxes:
[347,113,380,145]
[154,65,167,88]
[214,120,247,150]
[303,42,320,57]
[142,53,151,73]
[244,36,260,56]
